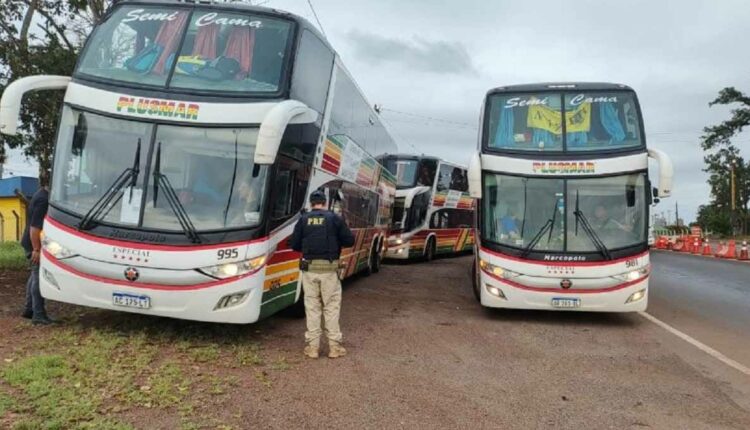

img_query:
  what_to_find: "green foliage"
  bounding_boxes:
[696,204,733,236]
[0,241,27,270]
[700,87,750,235]
[0,1,110,173]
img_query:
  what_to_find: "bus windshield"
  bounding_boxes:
[76,4,293,93]
[382,158,437,189]
[482,173,646,253]
[486,91,643,152]
[51,107,268,232]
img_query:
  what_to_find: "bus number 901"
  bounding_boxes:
[217,249,239,260]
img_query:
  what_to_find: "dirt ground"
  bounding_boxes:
[2,257,750,429]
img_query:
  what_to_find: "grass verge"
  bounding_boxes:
[0,242,26,270]
[0,317,291,429]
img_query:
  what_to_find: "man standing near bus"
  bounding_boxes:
[20,172,54,325]
[290,190,355,359]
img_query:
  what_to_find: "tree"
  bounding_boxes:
[700,87,750,235]
[0,0,110,177]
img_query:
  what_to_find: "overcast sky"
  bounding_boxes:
[6,0,750,222]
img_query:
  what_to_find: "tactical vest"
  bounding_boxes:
[300,210,343,262]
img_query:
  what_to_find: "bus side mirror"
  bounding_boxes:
[648,148,673,198]
[468,153,482,199]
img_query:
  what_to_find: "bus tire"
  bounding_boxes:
[425,237,436,262]
[371,243,381,274]
[472,257,481,302]
[363,243,377,277]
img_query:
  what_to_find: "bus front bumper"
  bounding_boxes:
[479,274,649,313]
[38,258,269,324]
[385,242,411,259]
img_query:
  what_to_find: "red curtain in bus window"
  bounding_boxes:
[223,26,256,79]
[192,24,219,59]
[152,12,189,75]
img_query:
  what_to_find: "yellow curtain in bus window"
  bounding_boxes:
[527,103,591,135]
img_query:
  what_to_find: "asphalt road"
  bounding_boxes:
[648,251,750,369]
[244,255,750,429]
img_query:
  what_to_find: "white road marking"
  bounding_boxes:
[640,312,750,376]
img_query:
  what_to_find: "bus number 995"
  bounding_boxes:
[217,249,239,260]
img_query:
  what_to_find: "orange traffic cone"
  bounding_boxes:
[739,241,749,261]
[714,241,726,257]
[723,240,737,259]
[692,237,701,254]
[702,239,713,256]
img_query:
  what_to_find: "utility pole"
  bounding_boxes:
[675,202,679,226]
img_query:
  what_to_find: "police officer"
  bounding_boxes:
[290,190,355,359]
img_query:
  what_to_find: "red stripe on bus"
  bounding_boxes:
[479,245,649,267]
[322,154,340,167]
[43,250,262,291]
[44,217,265,251]
[267,249,300,265]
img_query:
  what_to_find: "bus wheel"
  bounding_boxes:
[472,257,481,302]
[425,238,436,262]
[371,244,381,273]
[363,244,378,277]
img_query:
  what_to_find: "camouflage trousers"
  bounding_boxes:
[301,260,343,346]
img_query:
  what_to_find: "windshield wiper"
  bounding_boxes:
[573,191,612,260]
[152,142,201,244]
[79,138,141,230]
[521,198,558,257]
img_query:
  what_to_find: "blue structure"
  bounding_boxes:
[0,176,39,199]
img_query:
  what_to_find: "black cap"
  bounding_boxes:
[309,190,326,204]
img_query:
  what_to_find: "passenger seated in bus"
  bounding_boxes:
[591,205,631,233]
[497,205,521,239]
[450,168,468,191]
[417,165,434,187]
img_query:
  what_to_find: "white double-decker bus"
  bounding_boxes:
[468,83,673,312]
[0,0,397,323]
[379,154,474,261]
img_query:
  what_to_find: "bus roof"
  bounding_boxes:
[379,154,440,162]
[487,82,635,94]
[109,0,331,50]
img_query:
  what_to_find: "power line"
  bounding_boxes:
[305,0,327,39]
[381,108,477,130]
[379,116,421,155]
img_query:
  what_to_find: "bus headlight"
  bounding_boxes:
[200,255,267,279]
[478,259,520,279]
[41,237,76,259]
[613,266,650,282]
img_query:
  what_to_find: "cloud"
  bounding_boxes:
[346,30,477,76]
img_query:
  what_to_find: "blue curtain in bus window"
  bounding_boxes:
[600,103,625,143]
[532,128,555,146]
[493,107,514,147]
[567,131,588,147]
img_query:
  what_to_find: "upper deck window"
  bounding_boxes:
[485,91,643,153]
[76,5,293,94]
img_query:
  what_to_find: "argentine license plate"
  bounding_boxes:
[112,292,151,309]
[551,298,580,309]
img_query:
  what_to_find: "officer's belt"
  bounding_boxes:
[305,259,340,273]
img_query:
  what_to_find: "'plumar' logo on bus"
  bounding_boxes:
[116,97,200,121]
[532,161,595,175]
